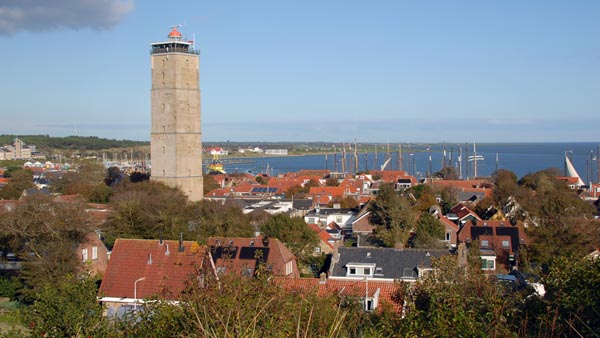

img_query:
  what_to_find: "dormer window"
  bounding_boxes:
[346,263,376,277]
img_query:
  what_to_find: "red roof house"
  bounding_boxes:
[275,276,401,313]
[207,237,299,278]
[98,239,209,315]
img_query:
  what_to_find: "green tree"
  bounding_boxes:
[107,180,193,242]
[0,194,93,295]
[325,177,340,186]
[203,174,221,194]
[398,255,523,337]
[411,212,445,249]
[284,184,304,198]
[538,256,600,337]
[438,186,458,214]
[119,273,367,337]
[51,160,107,202]
[369,183,416,247]
[518,170,596,266]
[189,200,255,242]
[492,169,519,206]
[107,180,254,245]
[261,213,318,262]
[432,166,459,180]
[0,169,33,200]
[328,196,358,209]
[22,274,108,338]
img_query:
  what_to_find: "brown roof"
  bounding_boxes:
[450,203,482,221]
[99,239,207,300]
[207,237,299,278]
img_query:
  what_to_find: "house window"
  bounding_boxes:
[502,240,510,248]
[363,268,371,275]
[365,298,374,312]
[445,232,451,241]
[285,261,293,275]
[314,246,321,254]
[308,218,315,224]
[92,246,98,260]
[481,240,489,247]
[241,268,253,277]
[481,258,495,270]
[336,216,342,223]
[349,267,356,275]
[375,267,383,275]
[82,248,88,262]
[216,267,227,275]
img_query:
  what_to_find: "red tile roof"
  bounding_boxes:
[53,194,85,203]
[99,239,207,300]
[308,224,334,249]
[274,277,401,313]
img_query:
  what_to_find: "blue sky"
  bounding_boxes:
[0,1,599,142]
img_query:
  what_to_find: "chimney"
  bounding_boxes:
[147,253,153,265]
[178,233,184,252]
[319,272,327,284]
[165,244,170,256]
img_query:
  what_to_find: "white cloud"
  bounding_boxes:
[0,0,134,35]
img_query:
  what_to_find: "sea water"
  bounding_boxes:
[225,143,600,182]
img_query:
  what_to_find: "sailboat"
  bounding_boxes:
[565,154,584,187]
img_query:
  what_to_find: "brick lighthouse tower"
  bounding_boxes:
[150,27,203,201]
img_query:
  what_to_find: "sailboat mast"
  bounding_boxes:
[398,144,403,172]
[458,145,462,179]
[495,153,499,173]
[465,142,469,179]
[597,145,600,184]
[428,146,432,178]
[354,139,359,175]
[473,142,478,178]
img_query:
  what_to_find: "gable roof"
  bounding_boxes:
[308,224,335,250]
[207,237,298,278]
[457,219,527,255]
[99,239,207,300]
[331,247,449,281]
[449,203,482,222]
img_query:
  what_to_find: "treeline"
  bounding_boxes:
[0,135,148,151]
